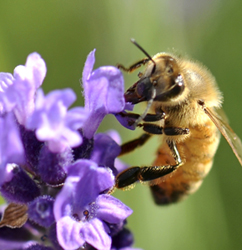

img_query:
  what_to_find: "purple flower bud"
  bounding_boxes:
[111,228,134,249]
[72,134,94,161]
[90,133,121,175]
[0,165,40,203]
[28,196,55,228]
[37,145,72,186]
[19,125,43,173]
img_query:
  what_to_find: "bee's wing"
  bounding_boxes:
[205,107,242,166]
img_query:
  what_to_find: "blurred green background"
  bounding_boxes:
[1,1,242,249]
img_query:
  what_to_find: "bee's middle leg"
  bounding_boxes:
[120,133,151,156]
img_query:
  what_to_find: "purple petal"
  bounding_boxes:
[106,130,122,145]
[54,160,114,220]
[82,218,111,250]
[82,49,96,91]
[66,107,89,129]
[0,73,14,91]
[82,50,125,138]
[56,216,85,249]
[0,113,24,185]
[84,66,125,114]
[70,162,114,209]
[115,111,136,130]
[114,158,130,174]
[54,182,73,221]
[14,52,46,90]
[27,88,87,153]
[0,112,24,165]
[90,133,121,168]
[13,53,46,125]
[124,102,134,111]
[46,128,83,153]
[0,73,15,114]
[96,194,132,224]
[36,88,76,110]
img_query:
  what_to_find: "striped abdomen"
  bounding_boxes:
[150,119,220,204]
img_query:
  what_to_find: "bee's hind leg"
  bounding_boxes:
[115,141,183,189]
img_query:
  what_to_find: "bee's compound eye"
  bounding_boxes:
[167,66,173,74]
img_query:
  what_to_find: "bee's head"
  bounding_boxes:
[124,54,185,105]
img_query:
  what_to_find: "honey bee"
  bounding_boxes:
[115,39,242,204]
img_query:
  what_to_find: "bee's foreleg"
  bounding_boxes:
[115,141,182,189]
[118,110,165,124]
[140,123,190,136]
[117,58,150,73]
[117,112,165,156]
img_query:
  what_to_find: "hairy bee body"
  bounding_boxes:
[149,55,221,204]
[151,112,220,204]
[115,41,242,205]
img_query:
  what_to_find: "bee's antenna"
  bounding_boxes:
[131,38,156,73]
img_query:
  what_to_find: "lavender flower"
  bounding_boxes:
[0,73,15,114]
[54,160,132,250]
[0,112,25,185]
[82,49,125,138]
[0,53,46,125]
[0,50,140,250]
[27,88,88,153]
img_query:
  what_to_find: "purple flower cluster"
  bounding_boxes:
[0,50,141,250]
